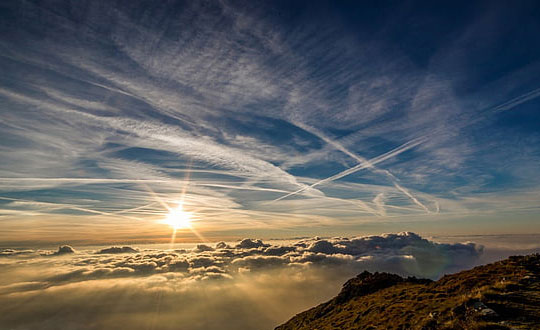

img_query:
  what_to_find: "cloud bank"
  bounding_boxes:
[0,233,486,330]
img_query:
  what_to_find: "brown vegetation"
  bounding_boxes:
[276,254,540,330]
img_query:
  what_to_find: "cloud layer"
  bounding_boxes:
[0,233,489,329]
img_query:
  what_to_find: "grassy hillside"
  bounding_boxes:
[275,254,540,330]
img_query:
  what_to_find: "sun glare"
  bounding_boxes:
[164,203,192,229]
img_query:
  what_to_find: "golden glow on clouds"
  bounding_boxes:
[164,203,192,230]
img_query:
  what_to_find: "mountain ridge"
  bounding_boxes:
[275,254,540,330]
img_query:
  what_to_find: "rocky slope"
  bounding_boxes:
[275,254,540,330]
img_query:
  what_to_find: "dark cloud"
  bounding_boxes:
[96,246,138,254]
[235,238,269,249]
[45,245,76,256]
[307,240,338,254]
[166,259,190,272]
[290,252,355,266]
[193,244,215,252]
[210,232,482,279]
[263,245,296,256]
[215,242,230,249]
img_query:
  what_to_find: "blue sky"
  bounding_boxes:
[1,0,540,244]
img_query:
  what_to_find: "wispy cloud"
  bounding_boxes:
[0,0,539,241]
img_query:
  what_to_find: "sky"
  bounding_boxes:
[1,0,540,246]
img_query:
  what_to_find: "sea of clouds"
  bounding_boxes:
[0,232,513,330]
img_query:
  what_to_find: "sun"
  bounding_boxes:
[164,203,192,229]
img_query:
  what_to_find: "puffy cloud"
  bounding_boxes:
[290,252,356,266]
[231,255,289,269]
[0,231,487,321]
[193,244,215,252]
[189,265,226,275]
[47,245,75,256]
[235,238,269,249]
[294,232,483,278]
[263,245,297,256]
[117,261,158,273]
[307,240,338,254]
[166,259,190,272]
[215,242,230,249]
[4,233,533,330]
[57,245,76,254]
[0,233,483,285]
[189,256,223,269]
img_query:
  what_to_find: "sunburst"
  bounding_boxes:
[164,202,192,229]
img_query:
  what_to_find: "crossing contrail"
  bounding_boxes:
[271,136,426,203]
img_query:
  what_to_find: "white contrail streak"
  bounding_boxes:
[291,86,540,213]
[393,183,430,213]
[293,122,371,164]
[491,87,540,113]
[373,193,386,216]
[0,196,144,221]
[271,137,426,202]
[292,122,433,213]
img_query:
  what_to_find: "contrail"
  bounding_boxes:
[393,183,430,213]
[295,85,540,213]
[294,122,369,164]
[491,87,540,114]
[373,193,386,217]
[271,137,426,202]
[293,122,433,212]
[429,86,540,139]
[0,196,144,221]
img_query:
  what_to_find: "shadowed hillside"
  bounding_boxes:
[276,254,540,330]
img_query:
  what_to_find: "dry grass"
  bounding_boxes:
[276,254,540,330]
